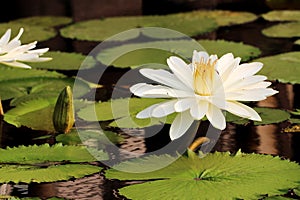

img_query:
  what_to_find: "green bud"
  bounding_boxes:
[53,86,75,133]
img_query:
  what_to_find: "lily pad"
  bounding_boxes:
[28,51,97,70]
[96,40,202,68]
[226,107,290,125]
[4,98,57,131]
[0,164,100,184]
[0,23,56,43]
[262,10,300,22]
[60,15,217,41]
[4,98,95,131]
[0,70,91,105]
[0,144,103,184]
[262,22,300,38]
[0,143,97,164]
[198,39,261,61]
[11,16,72,27]
[77,98,175,128]
[96,39,260,69]
[106,151,300,200]
[254,52,300,84]
[56,129,122,145]
[173,10,258,26]
[294,39,300,45]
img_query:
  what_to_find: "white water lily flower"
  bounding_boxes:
[0,28,51,69]
[130,51,278,140]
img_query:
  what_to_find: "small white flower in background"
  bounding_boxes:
[130,50,278,140]
[0,28,52,69]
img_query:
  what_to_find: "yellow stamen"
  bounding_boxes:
[193,57,217,96]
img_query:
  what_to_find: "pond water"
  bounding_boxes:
[0,1,300,199]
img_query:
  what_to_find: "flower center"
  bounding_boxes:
[193,57,217,96]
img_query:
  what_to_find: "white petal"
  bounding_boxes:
[139,68,190,91]
[27,47,49,55]
[167,56,193,89]
[226,88,278,101]
[23,57,52,62]
[174,98,195,112]
[192,50,209,63]
[136,104,160,119]
[219,57,241,83]
[224,75,267,91]
[152,100,177,118]
[216,53,234,75]
[130,83,172,98]
[242,81,272,90]
[0,29,11,47]
[169,110,194,140]
[0,61,31,69]
[230,102,261,121]
[190,100,208,120]
[206,104,226,130]
[231,62,263,78]
[225,101,253,118]
[143,88,194,98]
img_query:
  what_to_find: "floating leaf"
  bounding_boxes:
[56,129,122,146]
[295,39,300,45]
[77,98,175,128]
[263,196,293,200]
[262,10,300,22]
[96,40,201,68]
[28,51,96,70]
[12,16,72,27]
[0,143,97,164]
[198,39,261,61]
[0,144,103,183]
[0,164,100,184]
[0,23,56,43]
[262,22,300,38]
[60,15,217,41]
[0,66,64,81]
[226,107,290,125]
[4,98,56,131]
[0,75,91,105]
[106,152,300,200]
[173,10,258,26]
[254,52,300,84]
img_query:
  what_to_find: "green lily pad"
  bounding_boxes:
[198,39,261,61]
[4,98,56,131]
[254,52,300,84]
[106,151,300,200]
[0,164,100,184]
[96,40,202,68]
[226,107,290,125]
[4,97,95,131]
[0,66,64,81]
[96,39,260,69]
[295,39,300,45]
[173,10,258,27]
[0,143,97,164]
[262,10,300,22]
[0,68,91,104]
[28,51,97,70]
[60,15,217,41]
[78,98,175,128]
[262,22,300,38]
[11,16,72,27]
[0,22,56,43]
[0,144,103,184]
[56,129,122,145]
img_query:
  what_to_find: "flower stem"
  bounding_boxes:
[188,137,210,152]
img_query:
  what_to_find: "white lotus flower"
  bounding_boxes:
[130,51,278,140]
[0,28,51,69]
